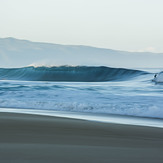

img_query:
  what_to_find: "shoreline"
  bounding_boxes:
[0,112,163,163]
[0,107,163,128]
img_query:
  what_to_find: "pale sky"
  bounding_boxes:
[0,0,163,53]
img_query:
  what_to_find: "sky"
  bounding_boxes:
[0,0,163,53]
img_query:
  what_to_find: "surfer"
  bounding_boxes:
[152,73,158,82]
[154,74,157,78]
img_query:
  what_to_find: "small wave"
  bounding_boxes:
[0,66,148,82]
[153,71,163,83]
[0,100,163,119]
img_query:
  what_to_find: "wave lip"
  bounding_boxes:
[0,66,147,82]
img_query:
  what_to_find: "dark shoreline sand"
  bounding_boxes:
[0,112,163,163]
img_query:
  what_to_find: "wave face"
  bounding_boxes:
[0,66,147,82]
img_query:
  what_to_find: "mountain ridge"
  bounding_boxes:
[0,37,163,68]
[1,37,162,54]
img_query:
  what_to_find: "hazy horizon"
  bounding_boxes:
[0,0,163,53]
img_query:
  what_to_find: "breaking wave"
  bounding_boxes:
[0,66,148,82]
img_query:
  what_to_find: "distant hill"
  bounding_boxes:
[0,37,163,68]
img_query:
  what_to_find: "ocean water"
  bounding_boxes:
[0,66,163,119]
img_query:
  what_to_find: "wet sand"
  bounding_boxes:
[0,112,163,163]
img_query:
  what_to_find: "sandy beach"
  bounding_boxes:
[0,112,163,163]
